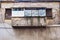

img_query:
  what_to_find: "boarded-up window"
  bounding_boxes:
[5,9,11,19]
[46,8,52,19]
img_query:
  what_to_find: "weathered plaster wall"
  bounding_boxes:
[1,2,59,8]
[1,2,60,26]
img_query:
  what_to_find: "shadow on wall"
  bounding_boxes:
[12,26,50,32]
[12,27,51,39]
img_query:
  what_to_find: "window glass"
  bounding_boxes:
[12,8,24,17]
[39,9,46,16]
[32,10,38,16]
[24,10,31,16]
[12,8,46,17]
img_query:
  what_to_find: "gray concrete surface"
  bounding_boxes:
[0,23,60,40]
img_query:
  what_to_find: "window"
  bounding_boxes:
[24,9,31,16]
[12,8,24,17]
[5,9,11,19]
[39,9,46,17]
[46,8,52,19]
[24,8,46,17]
[32,10,38,16]
[12,8,52,18]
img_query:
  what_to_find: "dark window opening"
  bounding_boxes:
[5,9,12,19]
[46,8,52,19]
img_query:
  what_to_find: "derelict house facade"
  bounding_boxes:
[0,0,60,27]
